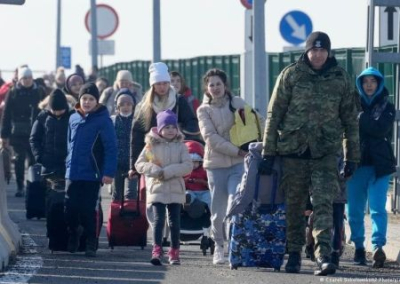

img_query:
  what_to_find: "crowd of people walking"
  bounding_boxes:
[0,31,395,275]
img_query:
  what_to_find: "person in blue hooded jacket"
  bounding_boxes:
[65,82,117,257]
[346,67,396,268]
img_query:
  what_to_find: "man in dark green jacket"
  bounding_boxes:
[259,31,360,276]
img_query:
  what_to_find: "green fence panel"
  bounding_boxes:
[98,46,397,103]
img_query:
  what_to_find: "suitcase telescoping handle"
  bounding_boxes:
[253,170,279,212]
[119,173,141,218]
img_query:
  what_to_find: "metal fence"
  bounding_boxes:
[99,45,397,101]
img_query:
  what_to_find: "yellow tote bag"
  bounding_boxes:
[230,105,262,150]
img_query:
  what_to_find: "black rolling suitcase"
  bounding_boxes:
[47,189,103,253]
[25,164,47,220]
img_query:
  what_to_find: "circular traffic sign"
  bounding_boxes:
[85,4,119,40]
[279,10,313,45]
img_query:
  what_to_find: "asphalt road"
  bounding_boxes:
[1,180,400,284]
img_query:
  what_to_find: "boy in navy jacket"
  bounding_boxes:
[65,83,117,257]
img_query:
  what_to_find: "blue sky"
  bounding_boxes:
[0,0,378,79]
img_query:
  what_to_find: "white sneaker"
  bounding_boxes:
[213,245,225,265]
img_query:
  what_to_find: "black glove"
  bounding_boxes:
[258,156,275,175]
[342,161,357,178]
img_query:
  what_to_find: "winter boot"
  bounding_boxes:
[315,255,336,276]
[150,245,163,266]
[15,181,24,197]
[353,248,367,265]
[168,248,180,265]
[285,252,301,273]
[85,237,97,257]
[212,245,225,265]
[67,226,83,253]
[372,247,386,268]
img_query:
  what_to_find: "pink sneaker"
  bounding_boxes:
[150,245,163,266]
[168,248,180,265]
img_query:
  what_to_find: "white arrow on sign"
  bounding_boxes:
[285,14,307,40]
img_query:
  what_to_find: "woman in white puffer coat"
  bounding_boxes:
[197,68,248,265]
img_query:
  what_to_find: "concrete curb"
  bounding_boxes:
[0,151,21,271]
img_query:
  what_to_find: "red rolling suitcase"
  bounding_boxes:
[106,175,148,249]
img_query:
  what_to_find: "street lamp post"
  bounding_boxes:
[153,0,161,63]
[90,0,98,68]
[55,0,61,70]
[252,0,267,117]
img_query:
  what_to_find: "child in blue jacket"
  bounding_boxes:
[65,82,117,257]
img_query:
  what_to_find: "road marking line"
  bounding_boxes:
[0,233,42,283]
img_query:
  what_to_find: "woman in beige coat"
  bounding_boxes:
[197,69,248,265]
[135,110,192,266]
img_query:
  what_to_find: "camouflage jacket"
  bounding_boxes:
[262,55,360,162]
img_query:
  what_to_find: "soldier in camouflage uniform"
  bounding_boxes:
[258,31,360,276]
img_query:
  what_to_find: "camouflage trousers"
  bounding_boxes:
[282,154,339,258]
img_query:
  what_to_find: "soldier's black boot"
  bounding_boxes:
[67,226,83,253]
[285,252,301,273]
[353,248,367,265]
[85,237,97,257]
[315,255,336,276]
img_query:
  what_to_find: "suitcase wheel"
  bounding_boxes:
[141,246,144,250]
[274,268,280,272]
[230,264,238,270]
[200,236,208,256]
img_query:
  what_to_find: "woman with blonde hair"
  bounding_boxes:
[129,62,200,179]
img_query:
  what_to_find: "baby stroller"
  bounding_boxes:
[179,140,214,256]
[180,199,214,255]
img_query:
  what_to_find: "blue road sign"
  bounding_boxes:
[279,10,313,45]
[60,47,71,69]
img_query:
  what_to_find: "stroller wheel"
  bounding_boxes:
[200,236,208,249]
[200,236,208,256]
[208,238,215,255]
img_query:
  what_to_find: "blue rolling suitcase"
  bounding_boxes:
[229,172,286,271]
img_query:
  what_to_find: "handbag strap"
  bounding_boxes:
[254,171,278,207]
[251,109,262,141]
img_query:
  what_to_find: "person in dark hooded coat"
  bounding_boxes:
[30,88,73,191]
[346,67,396,269]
